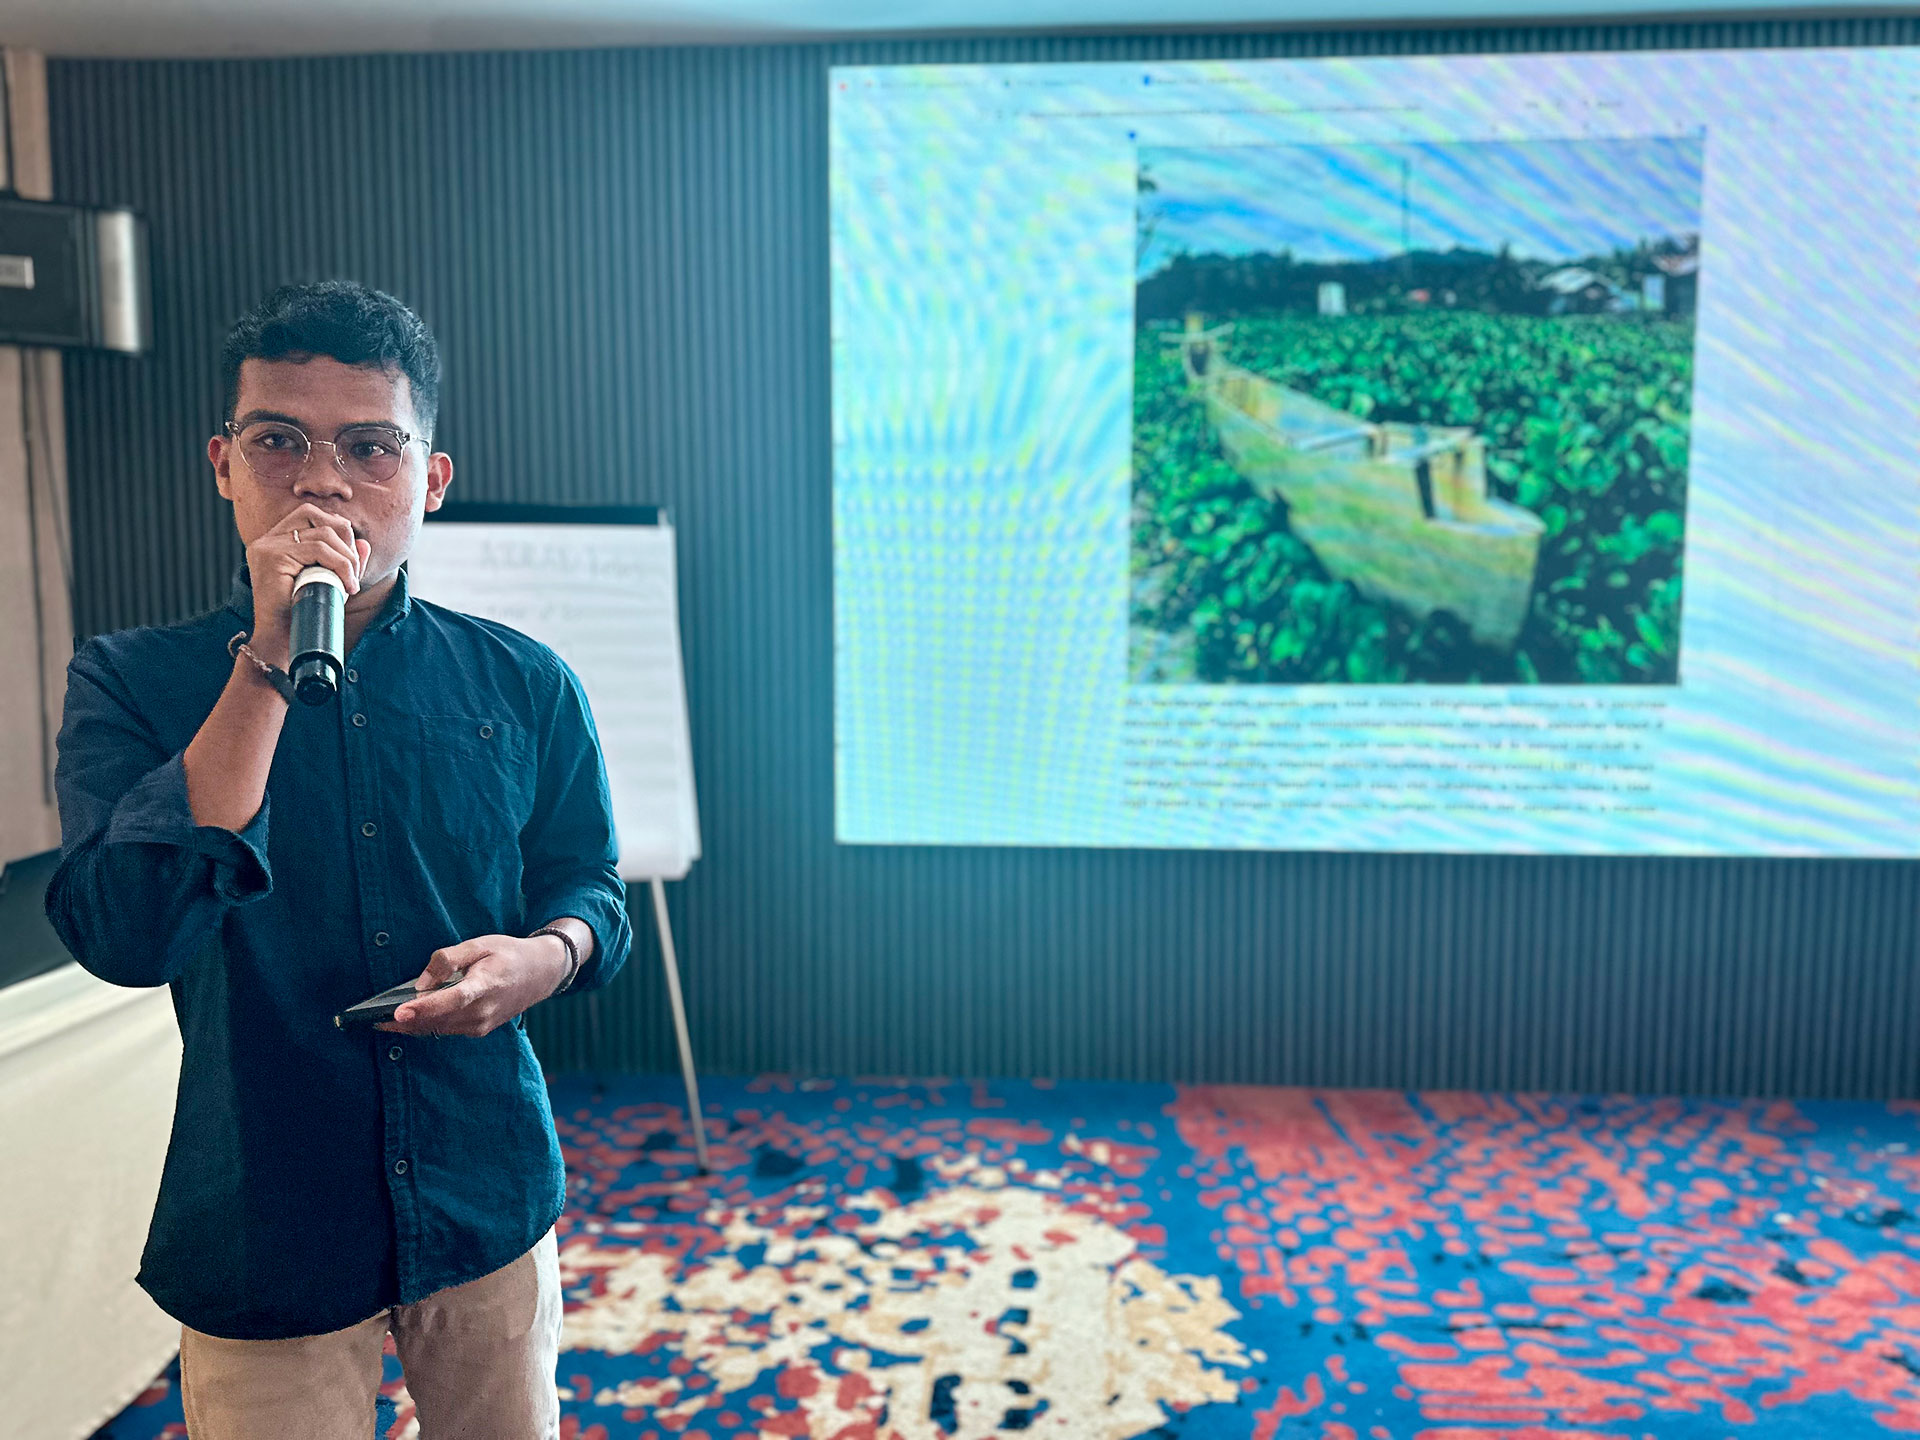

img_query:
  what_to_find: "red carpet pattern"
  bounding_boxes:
[1172,1087,1920,1437]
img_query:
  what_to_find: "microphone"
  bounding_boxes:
[289,566,345,705]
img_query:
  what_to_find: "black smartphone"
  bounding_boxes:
[334,972,465,1029]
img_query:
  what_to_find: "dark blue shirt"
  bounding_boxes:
[45,562,632,1340]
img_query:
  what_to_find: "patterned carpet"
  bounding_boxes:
[93,1075,1920,1438]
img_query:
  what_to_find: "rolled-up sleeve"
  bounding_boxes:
[518,657,632,993]
[44,644,272,988]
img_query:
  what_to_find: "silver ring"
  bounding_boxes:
[292,527,303,545]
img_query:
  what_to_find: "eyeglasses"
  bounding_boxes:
[224,420,421,487]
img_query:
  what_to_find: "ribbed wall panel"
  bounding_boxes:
[46,18,1920,1098]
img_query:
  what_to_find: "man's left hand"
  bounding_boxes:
[379,933,570,1037]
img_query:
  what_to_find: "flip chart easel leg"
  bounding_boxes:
[585,989,606,1098]
[650,876,711,1172]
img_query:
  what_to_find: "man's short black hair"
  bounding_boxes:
[221,281,441,441]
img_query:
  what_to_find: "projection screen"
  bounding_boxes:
[830,48,1920,856]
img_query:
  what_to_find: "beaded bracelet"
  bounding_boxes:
[228,631,295,704]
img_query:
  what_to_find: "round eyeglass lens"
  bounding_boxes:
[238,422,309,482]
[335,427,407,484]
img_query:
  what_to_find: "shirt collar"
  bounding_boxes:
[225,560,415,635]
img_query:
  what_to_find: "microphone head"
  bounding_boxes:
[293,565,346,598]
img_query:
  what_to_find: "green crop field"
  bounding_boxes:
[1131,310,1693,685]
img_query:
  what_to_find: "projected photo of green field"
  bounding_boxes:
[1130,137,1702,686]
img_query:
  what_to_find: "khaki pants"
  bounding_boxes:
[178,1230,561,1440]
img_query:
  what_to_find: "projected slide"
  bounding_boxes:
[831,50,1920,855]
[1133,137,1700,685]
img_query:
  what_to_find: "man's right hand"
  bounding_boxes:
[242,503,370,665]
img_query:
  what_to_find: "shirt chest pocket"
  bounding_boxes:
[414,715,535,854]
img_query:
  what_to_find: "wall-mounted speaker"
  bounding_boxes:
[0,196,149,353]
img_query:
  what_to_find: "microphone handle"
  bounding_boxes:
[289,566,345,706]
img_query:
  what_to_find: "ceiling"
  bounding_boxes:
[0,0,1880,59]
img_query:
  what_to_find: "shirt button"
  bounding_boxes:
[393,1159,408,1175]
[373,931,389,947]
[361,822,377,838]
[351,713,367,727]
[345,668,358,683]
[479,724,493,740]
[388,1045,403,1061]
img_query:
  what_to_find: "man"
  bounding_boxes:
[46,280,631,1438]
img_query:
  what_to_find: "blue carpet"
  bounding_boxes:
[93,1075,1920,1438]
